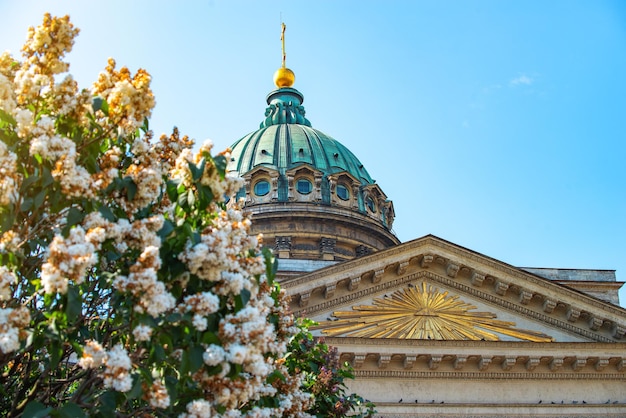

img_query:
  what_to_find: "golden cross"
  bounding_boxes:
[281,22,286,68]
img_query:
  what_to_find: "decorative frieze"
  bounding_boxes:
[612,324,626,340]
[478,356,492,371]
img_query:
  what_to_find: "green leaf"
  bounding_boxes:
[19,173,40,192]
[124,177,137,201]
[41,166,54,188]
[188,159,205,182]
[22,401,52,418]
[234,288,251,311]
[177,190,188,207]
[20,197,33,212]
[166,179,180,202]
[201,330,220,345]
[263,247,278,281]
[66,285,82,320]
[33,189,46,210]
[49,339,64,370]
[126,375,143,400]
[92,96,109,116]
[188,345,205,373]
[213,155,228,177]
[56,402,87,418]
[186,189,195,207]
[98,205,116,222]
[158,219,175,239]
[66,207,85,228]
[0,108,16,125]
[96,390,116,416]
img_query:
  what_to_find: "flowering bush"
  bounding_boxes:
[0,14,317,417]
[287,320,376,418]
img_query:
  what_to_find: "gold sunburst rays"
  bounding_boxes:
[314,282,554,342]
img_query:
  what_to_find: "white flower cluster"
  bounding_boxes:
[132,324,153,342]
[0,265,16,300]
[21,13,78,77]
[179,207,264,289]
[102,344,133,392]
[0,306,30,354]
[147,380,170,409]
[182,291,220,332]
[0,67,17,113]
[114,245,175,317]
[83,212,175,318]
[78,341,133,393]
[170,141,244,205]
[78,339,106,369]
[41,226,98,294]
[119,134,164,214]
[0,140,19,206]
[92,58,155,135]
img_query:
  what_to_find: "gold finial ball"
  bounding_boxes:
[273,67,295,88]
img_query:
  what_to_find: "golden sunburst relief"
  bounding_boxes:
[315,282,554,342]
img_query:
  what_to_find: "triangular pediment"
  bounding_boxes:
[283,235,626,343]
[282,235,626,413]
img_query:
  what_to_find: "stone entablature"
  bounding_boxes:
[330,339,626,417]
[326,338,626,375]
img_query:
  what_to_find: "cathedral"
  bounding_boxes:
[225,56,626,417]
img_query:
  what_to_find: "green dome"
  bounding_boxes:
[227,87,374,185]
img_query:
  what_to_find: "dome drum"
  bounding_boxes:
[238,164,395,230]
[226,82,399,267]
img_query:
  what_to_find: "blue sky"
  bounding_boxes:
[2,1,625,306]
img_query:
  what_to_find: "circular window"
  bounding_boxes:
[296,178,312,194]
[366,197,377,213]
[336,184,349,201]
[254,180,270,196]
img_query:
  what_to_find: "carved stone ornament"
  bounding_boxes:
[315,282,554,342]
